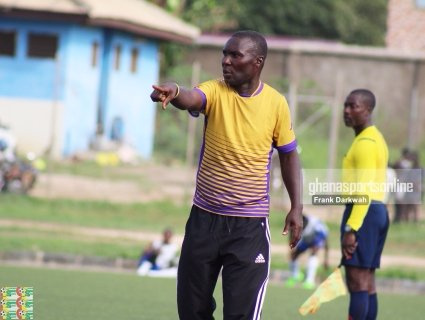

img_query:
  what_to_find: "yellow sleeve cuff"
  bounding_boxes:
[346,203,370,231]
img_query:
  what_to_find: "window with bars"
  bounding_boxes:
[27,33,58,58]
[0,30,16,56]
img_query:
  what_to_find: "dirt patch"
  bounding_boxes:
[30,167,196,204]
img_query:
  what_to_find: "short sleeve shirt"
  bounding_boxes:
[192,79,296,217]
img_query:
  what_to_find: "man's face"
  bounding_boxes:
[343,93,371,127]
[222,36,260,87]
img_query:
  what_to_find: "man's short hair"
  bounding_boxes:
[231,30,268,59]
[350,89,376,110]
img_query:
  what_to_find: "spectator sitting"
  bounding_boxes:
[137,228,178,276]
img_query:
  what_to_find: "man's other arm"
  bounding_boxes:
[279,149,303,248]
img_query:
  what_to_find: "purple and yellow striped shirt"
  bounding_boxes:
[193,79,296,217]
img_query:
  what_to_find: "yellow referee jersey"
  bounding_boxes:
[342,125,388,230]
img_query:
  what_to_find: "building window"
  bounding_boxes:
[0,30,16,56]
[114,45,121,70]
[130,48,138,73]
[416,0,425,8]
[27,33,58,58]
[91,42,99,67]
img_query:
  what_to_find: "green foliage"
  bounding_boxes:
[154,107,190,163]
[153,52,211,164]
[236,0,338,39]
[153,44,192,164]
[334,0,388,45]
[236,0,387,45]
[158,42,186,79]
[183,0,240,32]
[181,0,388,46]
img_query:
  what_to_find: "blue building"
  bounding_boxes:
[0,0,199,159]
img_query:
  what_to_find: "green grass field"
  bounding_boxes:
[0,265,423,320]
[1,195,424,256]
[1,194,425,280]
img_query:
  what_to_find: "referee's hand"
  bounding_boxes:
[342,232,358,259]
[282,209,303,249]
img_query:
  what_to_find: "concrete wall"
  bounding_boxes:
[0,98,64,157]
[62,25,103,156]
[287,51,425,147]
[187,41,425,151]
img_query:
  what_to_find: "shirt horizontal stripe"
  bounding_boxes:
[196,181,268,203]
[201,156,268,179]
[276,139,297,153]
[194,197,270,215]
[198,170,267,189]
[205,136,270,160]
[193,201,269,217]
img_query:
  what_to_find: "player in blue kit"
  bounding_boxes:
[285,214,329,289]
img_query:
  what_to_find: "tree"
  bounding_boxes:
[177,0,388,46]
[235,0,339,40]
[235,0,388,45]
[182,0,240,32]
[333,0,388,45]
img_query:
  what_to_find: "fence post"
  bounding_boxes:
[327,72,344,182]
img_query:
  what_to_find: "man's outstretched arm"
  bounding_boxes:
[150,82,204,112]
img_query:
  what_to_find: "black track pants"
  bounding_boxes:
[177,205,270,320]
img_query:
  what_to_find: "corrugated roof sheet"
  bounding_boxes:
[0,0,200,43]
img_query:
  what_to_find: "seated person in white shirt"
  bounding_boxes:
[137,228,178,276]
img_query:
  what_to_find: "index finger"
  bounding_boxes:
[152,84,167,93]
[289,226,301,249]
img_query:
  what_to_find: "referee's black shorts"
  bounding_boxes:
[177,205,271,320]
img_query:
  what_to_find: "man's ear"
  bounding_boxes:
[256,56,264,65]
